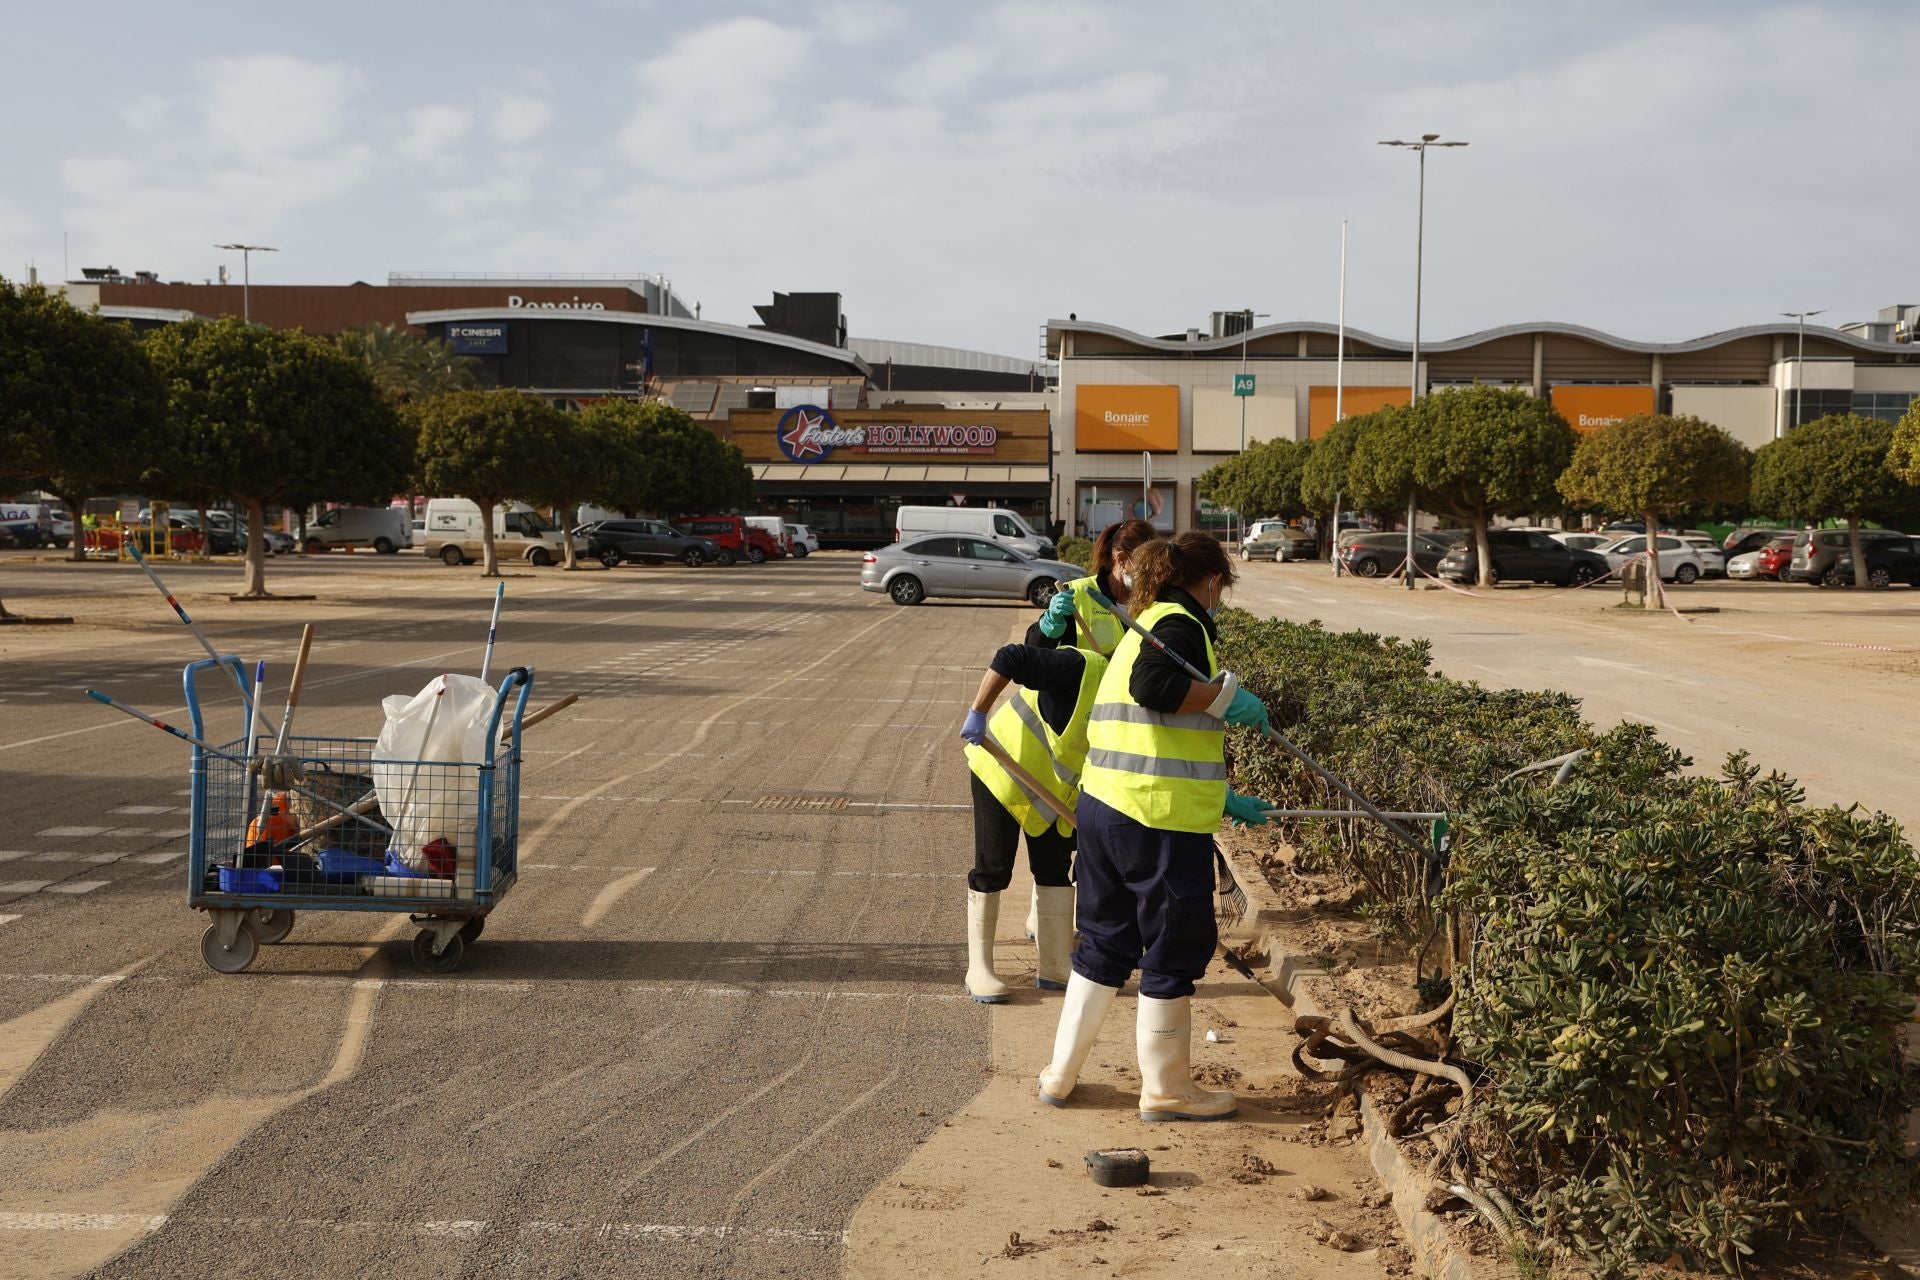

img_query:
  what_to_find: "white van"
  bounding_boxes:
[894,506,1053,560]
[0,502,55,549]
[423,499,577,567]
[743,516,791,557]
[305,506,412,554]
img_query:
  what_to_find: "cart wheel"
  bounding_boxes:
[250,907,296,945]
[458,916,485,944]
[201,920,260,974]
[411,929,465,974]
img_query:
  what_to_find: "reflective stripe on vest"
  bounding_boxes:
[1080,599,1227,834]
[966,650,1109,837]
[1063,575,1123,657]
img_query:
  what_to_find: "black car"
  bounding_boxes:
[1786,527,1910,584]
[1436,529,1609,586]
[1339,531,1453,579]
[1827,535,1920,588]
[589,519,724,568]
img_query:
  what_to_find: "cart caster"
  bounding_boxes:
[411,929,465,974]
[250,907,296,945]
[201,919,260,973]
[458,916,484,944]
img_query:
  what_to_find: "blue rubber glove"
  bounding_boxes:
[960,708,988,745]
[1037,584,1077,639]
[1224,789,1273,827]
[1222,687,1270,731]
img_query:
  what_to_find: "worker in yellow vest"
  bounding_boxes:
[957,643,1108,1001]
[1036,533,1276,1122]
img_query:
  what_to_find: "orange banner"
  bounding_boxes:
[1550,385,1654,432]
[1075,385,1179,452]
[1307,386,1410,438]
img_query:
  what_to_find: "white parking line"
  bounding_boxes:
[36,826,106,837]
[46,881,108,895]
[0,1212,847,1246]
[0,915,19,928]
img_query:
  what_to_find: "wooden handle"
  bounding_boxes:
[286,625,315,712]
[292,794,379,842]
[977,737,1076,825]
[518,693,579,733]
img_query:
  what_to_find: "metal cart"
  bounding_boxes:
[184,655,533,974]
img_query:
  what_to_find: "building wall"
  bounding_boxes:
[1670,386,1778,449]
[91,284,644,333]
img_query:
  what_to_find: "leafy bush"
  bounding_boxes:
[1448,727,1920,1273]
[1217,607,1589,928]
[1055,535,1093,570]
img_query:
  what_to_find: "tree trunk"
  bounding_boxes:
[559,501,578,570]
[1848,514,1867,588]
[59,491,88,562]
[242,497,269,597]
[480,498,499,577]
[1643,508,1663,609]
[1472,514,1494,588]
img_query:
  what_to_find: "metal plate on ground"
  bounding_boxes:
[752,794,851,813]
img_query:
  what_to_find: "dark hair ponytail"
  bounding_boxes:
[1091,517,1156,577]
[1127,533,1236,611]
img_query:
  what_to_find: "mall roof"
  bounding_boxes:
[405,307,872,376]
[1043,317,1918,360]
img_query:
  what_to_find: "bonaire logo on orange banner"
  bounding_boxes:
[1076,385,1179,451]
[1550,386,1656,432]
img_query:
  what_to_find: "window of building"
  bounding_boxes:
[1787,388,1852,428]
[1852,391,1916,423]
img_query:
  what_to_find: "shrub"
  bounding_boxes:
[1055,535,1093,570]
[1447,726,1920,1273]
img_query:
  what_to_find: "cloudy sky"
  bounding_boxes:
[3,1,1915,356]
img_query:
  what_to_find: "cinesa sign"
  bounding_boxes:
[777,405,999,463]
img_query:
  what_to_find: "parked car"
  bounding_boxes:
[1437,529,1609,586]
[133,508,243,555]
[1551,532,1612,552]
[588,519,725,568]
[240,527,296,556]
[1679,535,1728,577]
[683,515,781,564]
[894,505,1054,560]
[1340,531,1453,579]
[1595,535,1710,584]
[48,508,73,549]
[1721,525,1791,561]
[1241,528,1318,562]
[743,515,791,558]
[861,536,1077,606]
[1754,536,1796,580]
[1726,549,1766,580]
[304,506,412,554]
[785,523,820,557]
[1824,535,1920,588]
[1786,528,1910,585]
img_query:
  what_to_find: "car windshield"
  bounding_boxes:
[516,511,555,533]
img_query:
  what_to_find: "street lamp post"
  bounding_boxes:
[1235,310,1270,545]
[1379,134,1467,589]
[215,243,277,324]
[1779,309,1825,434]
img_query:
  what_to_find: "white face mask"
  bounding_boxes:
[1117,568,1132,589]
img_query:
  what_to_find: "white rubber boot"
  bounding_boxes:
[1033,885,1075,990]
[1136,994,1237,1121]
[1023,885,1038,940]
[964,890,1011,1004]
[1036,972,1120,1106]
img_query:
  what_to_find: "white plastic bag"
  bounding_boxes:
[372,674,497,871]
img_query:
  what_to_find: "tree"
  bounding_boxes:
[1197,438,1314,532]
[0,278,168,563]
[523,411,596,570]
[1888,399,1920,486]
[1302,409,1410,525]
[145,319,409,597]
[412,390,572,576]
[337,324,479,403]
[1750,414,1920,588]
[578,399,751,518]
[1406,386,1579,587]
[1559,412,1750,597]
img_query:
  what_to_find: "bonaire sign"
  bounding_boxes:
[506,295,606,310]
[777,405,999,463]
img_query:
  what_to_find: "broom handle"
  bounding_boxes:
[290,793,380,843]
[977,736,1076,826]
[517,693,578,733]
[126,541,278,741]
[273,624,314,756]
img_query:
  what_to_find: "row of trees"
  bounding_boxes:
[0,281,752,602]
[1198,384,1920,588]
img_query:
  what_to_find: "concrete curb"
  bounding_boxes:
[1217,838,1487,1280]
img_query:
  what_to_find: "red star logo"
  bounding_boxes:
[782,408,828,460]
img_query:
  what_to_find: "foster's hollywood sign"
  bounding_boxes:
[777,406,999,463]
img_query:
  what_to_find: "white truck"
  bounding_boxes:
[893,505,1054,560]
[304,506,412,554]
[422,499,579,567]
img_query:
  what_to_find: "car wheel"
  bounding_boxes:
[1674,563,1699,585]
[373,537,396,555]
[1821,566,1847,588]
[747,546,767,564]
[1487,566,1502,586]
[1028,578,1058,607]
[304,538,326,554]
[1568,563,1598,586]
[888,574,925,606]
[1354,556,1381,578]
[529,547,554,567]
[600,549,624,569]
[1869,566,1893,589]
[439,545,465,567]
[714,549,737,567]
[682,548,703,567]
[792,546,809,558]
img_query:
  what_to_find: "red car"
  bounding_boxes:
[682,516,781,565]
[1756,536,1795,580]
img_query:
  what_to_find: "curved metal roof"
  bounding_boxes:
[1045,317,1915,359]
[406,307,872,376]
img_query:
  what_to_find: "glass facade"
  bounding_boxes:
[435,318,862,392]
[1852,391,1917,423]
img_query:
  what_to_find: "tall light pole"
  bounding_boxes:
[215,243,277,324]
[1779,309,1824,434]
[1380,134,1467,589]
[1235,310,1270,545]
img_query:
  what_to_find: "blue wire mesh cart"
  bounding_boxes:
[183,655,534,974]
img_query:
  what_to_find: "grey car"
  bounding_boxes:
[861,535,1076,607]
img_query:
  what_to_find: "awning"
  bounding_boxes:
[840,465,892,480]
[964,466,1012,483]
[884,466,926,482]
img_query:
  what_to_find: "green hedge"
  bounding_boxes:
[1217,609,1920,1271]
[1055,535,1093,570]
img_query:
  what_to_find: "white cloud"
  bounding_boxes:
[193,55,365,154]
[490,94,554,145]
[401,105,472,160]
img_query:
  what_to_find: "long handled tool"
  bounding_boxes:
[1080,587,1431,862]
[516,693,578,735]
[126,542,278,741]
[976,736,1075,826]
[245,625,318,859]
[480,582,504,684]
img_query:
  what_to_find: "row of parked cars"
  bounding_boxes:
[578,515,820,570]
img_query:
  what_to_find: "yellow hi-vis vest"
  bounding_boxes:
[1061,575,1124,657]
[966,651,1109,837]
[1080,599,1228,833]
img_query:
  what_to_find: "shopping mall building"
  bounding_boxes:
[1045,312,1920,536]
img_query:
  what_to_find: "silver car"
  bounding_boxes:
[861,535,1077,607]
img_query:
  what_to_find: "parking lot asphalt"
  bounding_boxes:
[1232,560,1920,830]
[0,552,1013,1279]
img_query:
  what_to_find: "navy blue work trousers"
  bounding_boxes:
[1069,792,1218,999]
